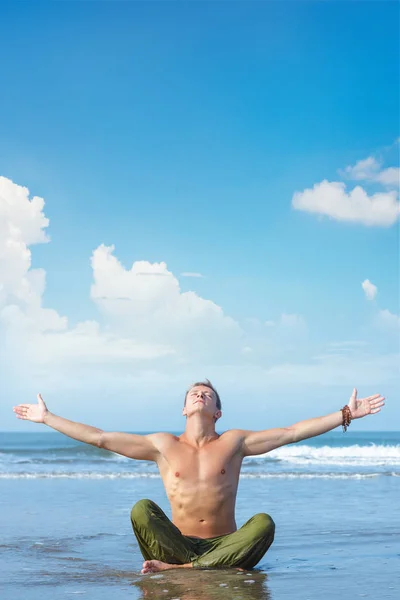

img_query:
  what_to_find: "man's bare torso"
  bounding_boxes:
[152,430,244,538]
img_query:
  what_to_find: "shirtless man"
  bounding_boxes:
[13,380,385,574]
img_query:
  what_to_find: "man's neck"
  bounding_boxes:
[181,416,219,448]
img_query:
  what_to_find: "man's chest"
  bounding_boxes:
[158,440,243,482]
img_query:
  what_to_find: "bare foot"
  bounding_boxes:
[141,560,183,574]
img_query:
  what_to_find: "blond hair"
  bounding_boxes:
[184,379,222,410]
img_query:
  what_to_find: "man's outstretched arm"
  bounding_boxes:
[241,388,385,456]
[13,393,160,461]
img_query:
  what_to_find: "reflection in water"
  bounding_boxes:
[132,568,271,600]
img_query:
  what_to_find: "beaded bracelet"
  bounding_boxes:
[341,405,352,432]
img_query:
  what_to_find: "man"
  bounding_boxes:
[13,381,384,574]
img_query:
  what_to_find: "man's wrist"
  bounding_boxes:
[340,405,352,432]
[43,411,51,425]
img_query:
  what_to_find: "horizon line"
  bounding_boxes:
[1,429,399,434]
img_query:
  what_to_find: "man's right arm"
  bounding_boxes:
[14,394,160,462]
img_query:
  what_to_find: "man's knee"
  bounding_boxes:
[252,513,275,540]
[130,499,155,525]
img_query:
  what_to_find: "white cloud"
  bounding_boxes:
[292,180,399,226]
[0,176,49,246]
[376,167,400,188]
[89,244,241,361]
[1,175,397,425]
[343,156,378,181]
[377,309,400,329]
[293,145,400,227]
[343,156,399,188]
[362,279,378,301]
[0,177,245,382]
[0,176,67,332]
[180,272,204,278]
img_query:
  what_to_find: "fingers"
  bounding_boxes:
[13,407,28,420]
[371,403,385,411]
[369,396,385,406]
[368,395,385,415]
[354,392,384,402]
[359,394,385,405]
[371,397,385,404]
[349,388,357,407]
[13,406,29,418]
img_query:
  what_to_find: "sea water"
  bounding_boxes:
[1,431,399,599]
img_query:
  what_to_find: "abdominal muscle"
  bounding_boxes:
[155,432,244,539]
[163,472,239,538]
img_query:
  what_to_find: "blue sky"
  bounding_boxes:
[0,1,398,432]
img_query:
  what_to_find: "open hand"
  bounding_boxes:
[13,394,48,423]
[348,388,385,420]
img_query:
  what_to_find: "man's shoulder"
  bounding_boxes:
[146,431,180,447]
[219,428,245,439]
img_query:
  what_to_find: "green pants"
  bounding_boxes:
[130,499,275,569]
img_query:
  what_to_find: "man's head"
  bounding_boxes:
[182,380,222,423]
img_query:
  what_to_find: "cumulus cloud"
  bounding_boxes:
[1,174,396,421]
[89,244,241,360]
[362,279,378,301]
[292,180,399,226]
[0,176,67,333]
[342,156,399,189]
[0,177,245,386]
[0,178,176,365]
[292,145,400,226]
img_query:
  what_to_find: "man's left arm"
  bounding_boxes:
[241,388,385,456]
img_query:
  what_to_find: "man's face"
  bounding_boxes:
[183,385,220,421]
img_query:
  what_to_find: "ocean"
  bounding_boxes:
[1,430,399,599]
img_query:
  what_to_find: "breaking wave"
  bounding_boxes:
[262,444,400,467]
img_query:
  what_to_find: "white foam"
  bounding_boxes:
[0,471,395,480]
[242,472,381,479]
[0,472,160,479]
[260,444,400,467]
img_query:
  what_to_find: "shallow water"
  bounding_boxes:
[1,432,399,599]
